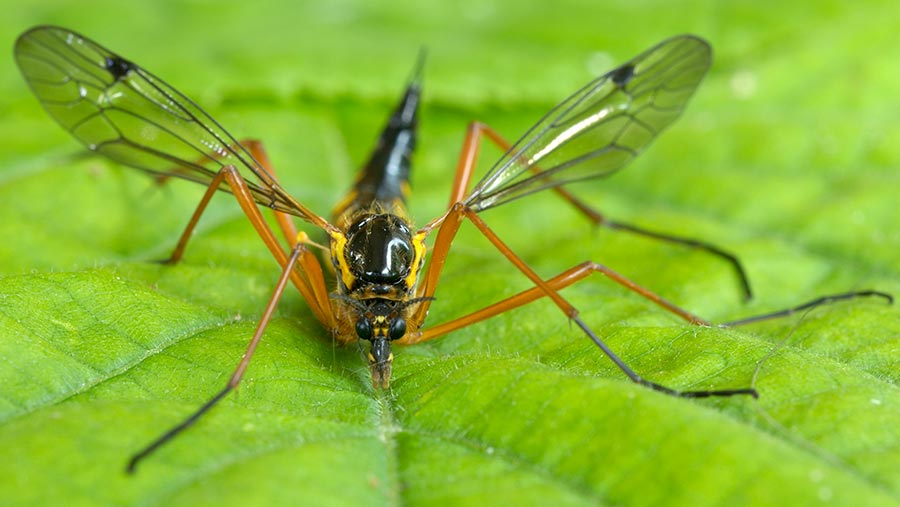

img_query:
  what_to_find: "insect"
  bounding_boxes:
[15,25,891,473]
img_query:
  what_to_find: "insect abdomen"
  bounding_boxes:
[333,55,423,224]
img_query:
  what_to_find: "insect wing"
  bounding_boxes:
[465,35,712,211]
[14,25,305,216]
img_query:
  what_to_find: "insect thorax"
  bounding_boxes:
[329,212,426,300]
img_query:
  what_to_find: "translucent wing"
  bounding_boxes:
[465,35,711,211]
[14,25,315,220]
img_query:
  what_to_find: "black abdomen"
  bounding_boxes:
[352,67,421,207]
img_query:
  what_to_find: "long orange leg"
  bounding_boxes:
[414,121,637,320]
[409,261,891,342]
[158,137,302,257]
[445,122,753,300]
[409,122,891,397]
[127,241,308,473]
[160,139,334,329]
[415,203,891,397]
[239,139,333,327]
[420,205,759,398]
[127,139,340,471]
[406,261,708,344]
[413,123,737,395]
[238,140,301,245]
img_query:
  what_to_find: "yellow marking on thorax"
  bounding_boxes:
[328,230,356,291]
[404,231,428,290]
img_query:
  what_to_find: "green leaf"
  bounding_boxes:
[2,2,899,506]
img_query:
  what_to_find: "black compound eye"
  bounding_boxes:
[389,318,406,340]
[355,318,373,340]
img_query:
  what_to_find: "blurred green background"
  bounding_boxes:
[1,1,899,506]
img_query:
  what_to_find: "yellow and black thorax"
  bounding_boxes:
[329,67,427,302]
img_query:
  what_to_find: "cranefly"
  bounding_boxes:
[14,26,891,472]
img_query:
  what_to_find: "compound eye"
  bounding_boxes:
[355,318,373,340]
[388,318,407,340]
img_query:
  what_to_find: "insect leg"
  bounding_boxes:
[408,261,890,343]
[411,122,496,323]
[405,260,708,345]
[235,140,300,244]
[721,290,892,326]
[434,206,758,398]
[406,218,888,394]
[457,121,753,300]
[231,140,332,324]
[444,122,501,206]
[126,241,307,474]
[160,138,298,262]
[537,184,752,300]
[150,131,333,327]
[413,121,703,325]
[162,165,233,264]
[413,122,889,396]
[167,164,332,328]
[237,139,334,326]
